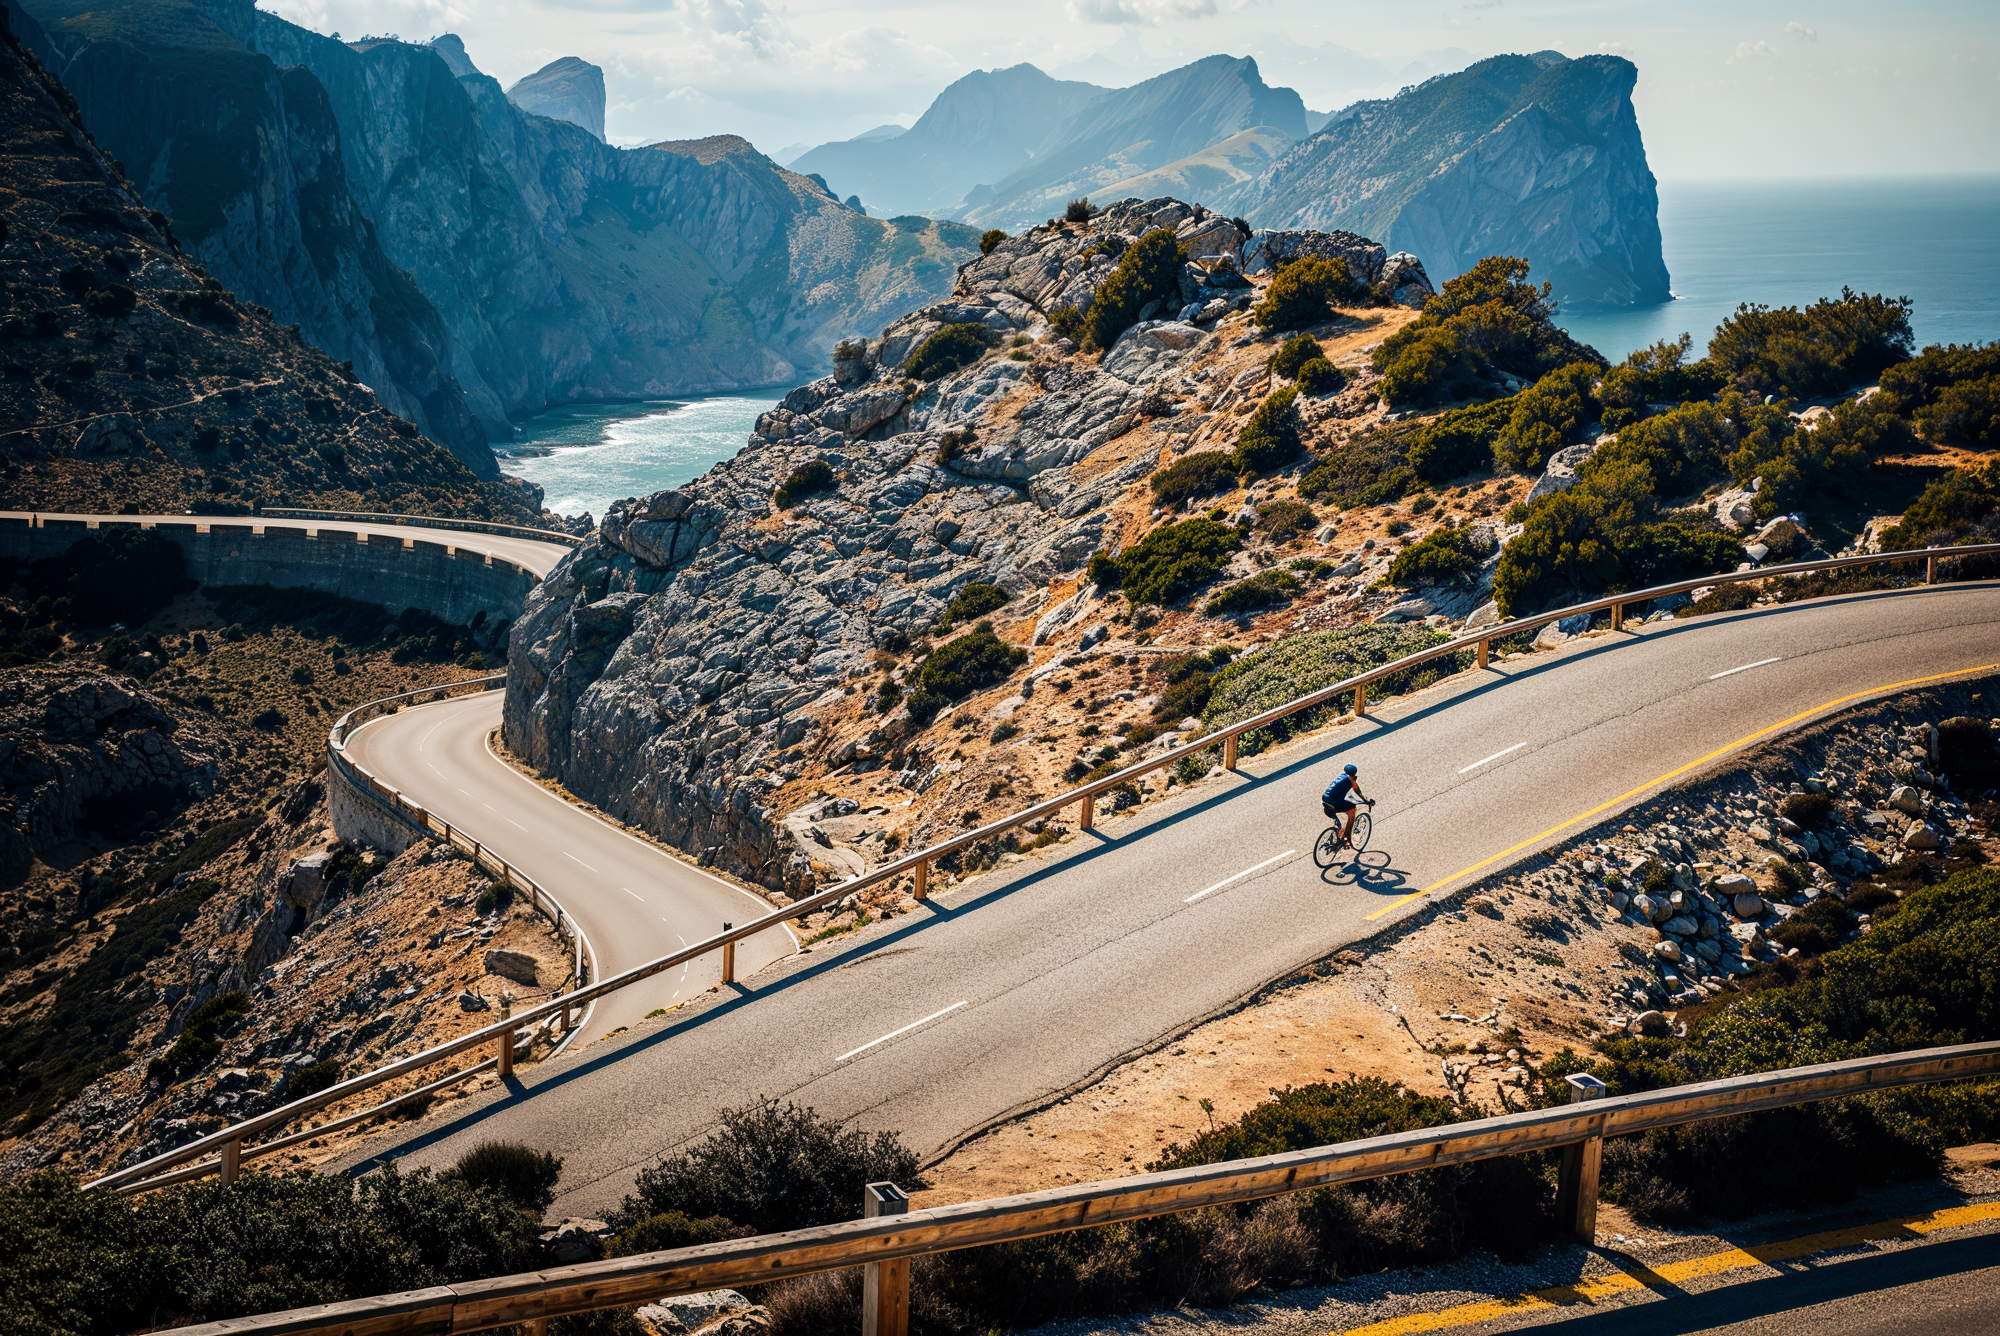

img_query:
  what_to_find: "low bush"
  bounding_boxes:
[1089,518,1241,606]
[148,991,251,1084]
[1370,256,1603,406]
[1047,305,1086,344]
[903,323,991,382]
[1729,397,1915,521]
[1255,500,1317,541]
[1492,362,1601,474]
[1880,463,2000,550]
[1254,256,1357,332]
[915,631,1027,699]
[1148,646,1234,721]
[1201,625,1462,754]
[1406,396,1515,483]
[1386,523,1485,585]
[447,1141,565,1215]
[609,1210,752,1257]
[1597,334,1728,425]
[1205,569,1297,615]
[1065,198,1097,223]
[772,459,836,510]
[1268,332,1323,380]
[1299,433,1414,509]
[1294,358,1345,396]
[1150,452,1239,508]
[1232,388,1302,474]
[1779,791,1836,827]
[979,229,1007,256]
[938,582,1010,628]
[1085,229,1187,352]
[1674,582,1760,617]
[1707,287,1914,399]
[618,1099,921,1235]
[287,1057,342,1100]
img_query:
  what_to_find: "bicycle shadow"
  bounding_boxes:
[1319,848,1406,895]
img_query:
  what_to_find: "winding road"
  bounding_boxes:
[328,578,2000,1217]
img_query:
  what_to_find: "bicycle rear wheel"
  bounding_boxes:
[1312,825,1344,869]
[1348,810,1373,855]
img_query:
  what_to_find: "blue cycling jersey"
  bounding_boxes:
[1323,774,1356,805]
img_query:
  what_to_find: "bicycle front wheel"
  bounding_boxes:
[1312,825,1344,869]
[1349,810,1373,855]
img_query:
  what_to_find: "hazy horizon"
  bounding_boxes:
[255,0,2000,183]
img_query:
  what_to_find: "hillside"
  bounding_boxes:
[1240,52,1671,306]
[0,3,533,519]
[10,0,980,442]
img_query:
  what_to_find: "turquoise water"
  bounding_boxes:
[497,391,798,520]
[501,176,2000,515]
[1559,174,2000,362]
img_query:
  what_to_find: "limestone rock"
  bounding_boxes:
[483,948,540,985]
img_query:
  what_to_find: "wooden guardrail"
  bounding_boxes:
[88,540,2000,1197]
[166,1040,2000,1335]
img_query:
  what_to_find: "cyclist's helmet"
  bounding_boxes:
[1343,763,1357,775]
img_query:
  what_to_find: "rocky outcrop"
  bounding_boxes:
[505,55,605,142]
[1237,53,1669,307]
[504,197,1267,893]
[17,0,980,442]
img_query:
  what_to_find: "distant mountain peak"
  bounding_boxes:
[506,54,606,142]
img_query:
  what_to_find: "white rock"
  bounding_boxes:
[1889,785,1927,816]
[1653,939,1684,963]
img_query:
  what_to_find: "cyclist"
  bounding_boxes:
[1322,763,1372,848]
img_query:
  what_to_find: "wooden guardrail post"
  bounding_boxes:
[1079,793,1094,831]
[1353,683,1367,718]
[218,1138,240,1186]
[1476,639,1488,669]
[1223,734,1238,771]
[1554,1073,1608,1242]
[722,926,736,985]
[912,860,928,901]
[1610,601,1625,632]
[1927,555,1938,584]
[861,1182,912,1336]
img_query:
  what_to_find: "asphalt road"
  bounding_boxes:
[333,581,2000,1217]
[341,691,795,1040]
[0,511,572,576]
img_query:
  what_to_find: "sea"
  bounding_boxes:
[502,174,2000,520]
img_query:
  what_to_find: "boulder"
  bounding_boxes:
[483,948,541,985]
[1463,600,1502,632]
[1465,894,1502,919]
[1378,252,1436,307]
[1629,1009,1672,1037]
[1731,892,1766,918]
[1660,915,1699,937]
[1653,939,1684,963]
[1527,441,1601,502]
[1902,821,1941,851]
[1889,785,1927,816]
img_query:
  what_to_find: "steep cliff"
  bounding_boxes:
[0,3,531,517]
[506,55,605,142]
[7,0,495,468]
[959,56,1306,231]
[789,64,1108,218]
[502,199,1437,896]
[1240,53,1669,307]
[17,0,981,438]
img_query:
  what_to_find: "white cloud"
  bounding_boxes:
[1066,0,1217,28]
[1786,21,1818,41]
[1597,39,1635,57]
[1731,40,1778,63]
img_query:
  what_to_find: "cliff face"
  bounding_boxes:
[506,56,605,142]
[0,1,530,517]
[16,0,979,441]
[1241,53,1669,307]
[8,0,494,468]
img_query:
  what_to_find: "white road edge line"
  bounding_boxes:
[624,887,645,901]
[565,852,599,873]
[1185,850,1296,904]
[837,1001,968,1064]
[1458,741,1527,774]
[1710,656,1782,680]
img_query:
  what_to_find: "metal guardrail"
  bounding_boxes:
[85,675,596,1195]
[169,1040,2000,1334]
[84,540,2000,1196]
[259,507,585,546]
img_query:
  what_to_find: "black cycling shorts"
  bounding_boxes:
[1323,799,1355,818]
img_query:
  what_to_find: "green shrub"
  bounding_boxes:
[915,631,1027,699]
[1065,198,1097,223]
[939,582,1010,628]
[979,229,1007,256]
[1877,342,2000,415]
[447,1141,565,1215]
[1493,481,1740,617]
[1299,432,1413,509]
[1205,569,1297,615]
[1255,500,1317,541]
[1253,256,1356,331]
[1675,582,1760,617]
[1882,463,2000,549]
[1370,256,1603,406]
[1149,452,1239,508]
[1918,375,2000,447]
[1707,287,1914,398]
[619,1098,921,1235]
[1232,388,1301,475]
[1492,362,1601,474]
[148,991,251,1084]
[1047,305,1087,344]
[1597,333,1727,423]
[1088,518,1240,606]
[1294,357,1344,396]
[903,323,992,382]
[1084,229,1188,352]
[1201,625,1459,753]
[83,283,137,318]
[1730,397,1915,520]
[287,1057,342,1100]
[773,458,836,509]
[610,1211,753,1257]
[1406,396,1515,482]
[1387,523,1485,585]
[1268,332,1322,380]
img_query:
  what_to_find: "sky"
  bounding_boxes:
[258,0,2000,179]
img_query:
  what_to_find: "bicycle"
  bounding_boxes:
[1313,799,1375,869]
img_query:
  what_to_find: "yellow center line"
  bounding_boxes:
[1334,1201,2000,1336]
[1364,662,2000,921]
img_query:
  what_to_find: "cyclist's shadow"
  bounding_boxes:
[1321,848,1407,895]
